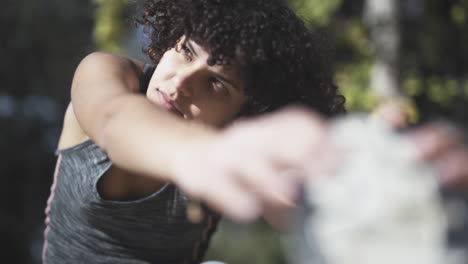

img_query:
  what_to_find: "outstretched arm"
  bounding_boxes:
[71,52,215,180]
[410,123,468,188]
[70,52,335,223]
[372,101,468,189]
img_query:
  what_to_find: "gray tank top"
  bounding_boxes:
[43,64,220,264]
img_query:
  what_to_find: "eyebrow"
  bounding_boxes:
[213,72,241,92]
[187,40,242,92]
[186,41,199,57]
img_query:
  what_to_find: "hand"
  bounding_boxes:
[371,100,411,129]
[171,107,338,222]
[372,101,468,188]
[410,123,468,189]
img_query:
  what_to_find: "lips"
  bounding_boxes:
[157,90,184,117]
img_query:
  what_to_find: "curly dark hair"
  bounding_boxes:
[135,0,345,117]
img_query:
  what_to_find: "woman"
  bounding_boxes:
[43,0,345,263]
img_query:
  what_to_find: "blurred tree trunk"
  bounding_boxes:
[364,0,401,99]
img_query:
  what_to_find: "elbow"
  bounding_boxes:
[70,52,143,150]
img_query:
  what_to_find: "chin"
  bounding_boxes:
[145,92,159,106]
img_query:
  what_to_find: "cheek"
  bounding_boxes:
[146,54,176,91]
[203,101,243,122]
[154,51,178,78]
[145,81,159,104]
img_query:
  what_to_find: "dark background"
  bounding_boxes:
[1,1,93,262]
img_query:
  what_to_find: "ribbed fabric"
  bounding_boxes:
[43,63,220,263]
[140,64,156,94]
[43,141,220,264]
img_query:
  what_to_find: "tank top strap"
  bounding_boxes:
[139,63,157,94]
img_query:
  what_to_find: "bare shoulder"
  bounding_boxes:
[80,52,145,71]
[70,52,148,145]
[58,52,146,150]
[75,52,146,92]
[57,102,166,200]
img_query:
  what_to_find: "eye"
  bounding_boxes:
[181,43,193,62]
[211,78,229,95]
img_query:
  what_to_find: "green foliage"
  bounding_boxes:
[335,60,379,112]
[332,18,379,112]
[204,220,286,264]
[401,0,468,122]
[403,73,424,97]
[451,4,466,26]
[403,72,468,121]
[427,77,458,106]
[289,0,376,112]
[92,0,131,54]
[343,19,372,57]
[289,0,342,26]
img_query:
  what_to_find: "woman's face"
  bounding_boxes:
[146,37,246,126]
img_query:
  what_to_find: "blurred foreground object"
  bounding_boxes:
[410,122,468,188]
[291,115,468,264]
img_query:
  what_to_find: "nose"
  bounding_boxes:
[168,68,196,99]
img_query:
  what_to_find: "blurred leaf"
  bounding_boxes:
[289,0,342,26]
[451,4,466,26]
[335,60,379,112]
[345,19,371,57]
[92,0,130,54]
[403,73,424,97]
[426,76,459,106]
[205,220,286,264]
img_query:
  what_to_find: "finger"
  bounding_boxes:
[304,140,342,182]
[268,118,328,168]
[410,124,460,160]
[371,100,411,129]
[437,149,468,188]
[234,161,298,208]
[227,107,328,169]
[200,176,262,222]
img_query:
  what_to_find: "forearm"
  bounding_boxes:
[263,205,294,233]
[69,52,217,182]
[98,94,217,181]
